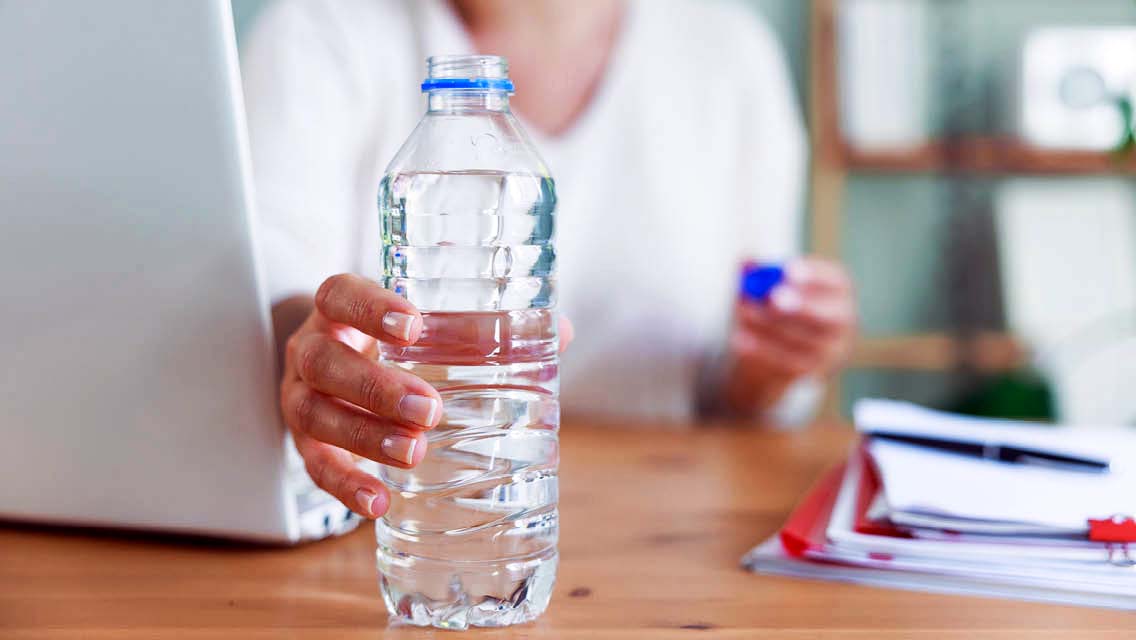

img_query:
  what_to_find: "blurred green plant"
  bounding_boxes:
[950,370,1055,422]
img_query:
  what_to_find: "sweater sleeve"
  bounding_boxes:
[239,0,372,303]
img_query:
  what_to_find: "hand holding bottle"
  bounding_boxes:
[278,274,441,519]
[276,273,574,520]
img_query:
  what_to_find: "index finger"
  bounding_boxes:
[767,285,856,333]
[785,258,851,293]
[315,273,423,344]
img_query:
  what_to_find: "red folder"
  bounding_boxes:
[852,446,910,539]
[778,463,844,558]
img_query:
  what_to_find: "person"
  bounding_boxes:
[241,0,857,519]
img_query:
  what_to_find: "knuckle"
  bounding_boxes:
[346,293,380,326]
[305,455,332,493]
[305,450,350,500]
[328,461,352,499]
[314,274,349,312]
[345,413,374,456]
[284,332,306,369]
[296,335,332,383]
[288,387,319,433]
[357,369,386,414]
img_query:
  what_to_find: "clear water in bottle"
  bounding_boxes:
[374,56,559,630]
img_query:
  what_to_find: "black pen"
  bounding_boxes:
[869,431,1111,474]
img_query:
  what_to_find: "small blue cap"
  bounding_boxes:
[740,264,784,301]
[420,78,515,93]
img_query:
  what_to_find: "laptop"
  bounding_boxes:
[0,0,353,542]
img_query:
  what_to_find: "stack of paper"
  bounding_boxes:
[743,399,1136,610]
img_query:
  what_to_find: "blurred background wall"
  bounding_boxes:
[231,0,1136,421]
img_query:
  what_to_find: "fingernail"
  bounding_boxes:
[771,286,802,313]
[381,434,418,465]
[355,488,379,517]
[399,394,439,426]
[382,312,418,341]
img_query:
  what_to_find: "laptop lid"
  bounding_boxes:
[0,0,337,542]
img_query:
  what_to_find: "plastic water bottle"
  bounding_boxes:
[374,55,559,629]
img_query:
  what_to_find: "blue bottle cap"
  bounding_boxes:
[740,264,784,301]
[420,78,515,93]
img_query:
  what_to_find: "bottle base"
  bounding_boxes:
[378,553,557,630]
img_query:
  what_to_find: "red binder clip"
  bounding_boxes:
[1088,515,1136,543]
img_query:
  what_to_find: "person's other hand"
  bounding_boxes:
[279,274,441,519]
[724,257,857,414]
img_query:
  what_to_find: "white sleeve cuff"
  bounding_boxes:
[764,376,823,429]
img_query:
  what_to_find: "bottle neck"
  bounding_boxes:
[427,90,510,113]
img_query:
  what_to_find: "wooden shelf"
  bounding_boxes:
[850,332,1028,372]
[843,138,1136,175]
[805,0,1096,405]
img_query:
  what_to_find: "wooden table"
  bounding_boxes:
[2,421,1132,638]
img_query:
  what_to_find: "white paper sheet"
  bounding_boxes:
[826,454,1133,582]
[854,399,1136,467]
[855,399,1136,532]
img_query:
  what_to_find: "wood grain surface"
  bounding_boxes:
[2,420,1132,638]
